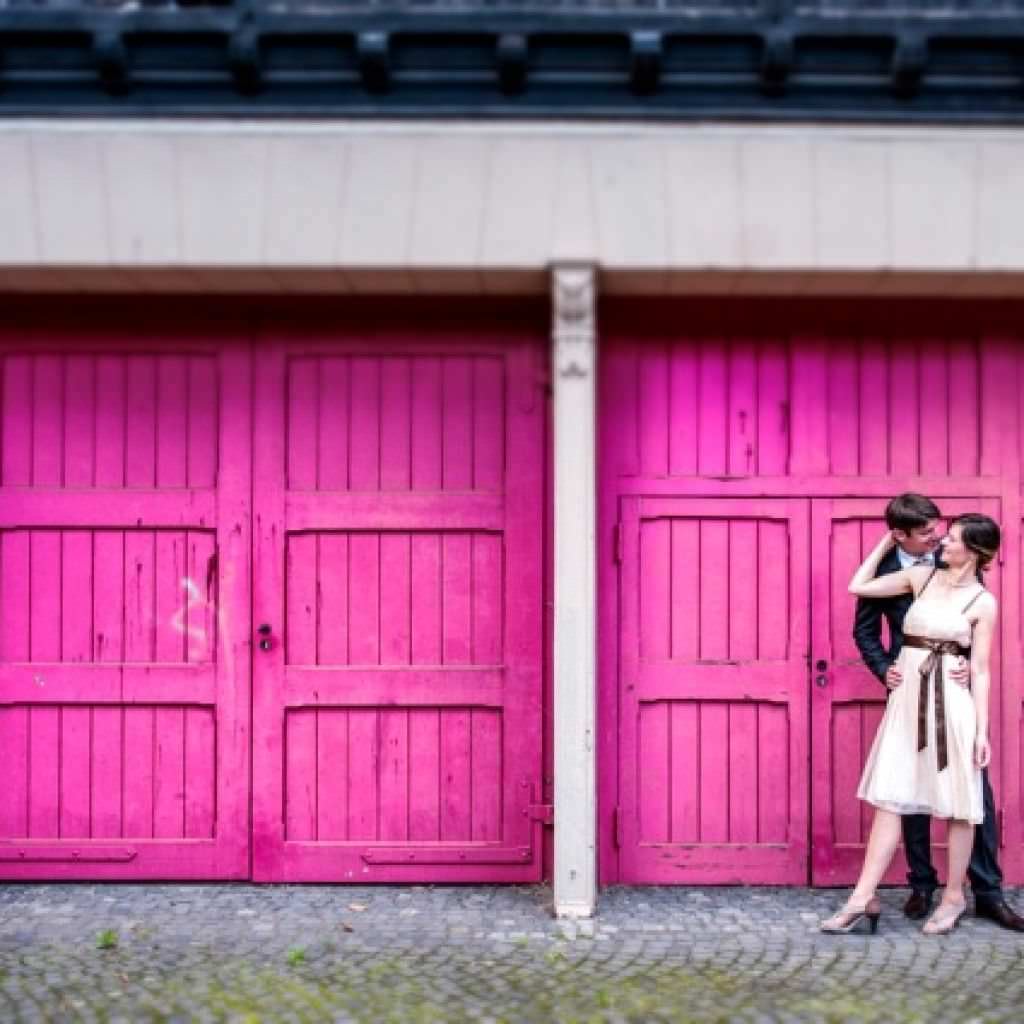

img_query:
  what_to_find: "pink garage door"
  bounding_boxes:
[601,302,1024,885]
[251,327,545,882]
[0,334,251,879]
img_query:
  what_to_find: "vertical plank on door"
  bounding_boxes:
[639,344,669,477]
[698,521,729,662]
[640,520,670,663]
[670,520,699,662]
[668,340,698,477]
[828,343,859,476]
[1,355,33,486]
[318,358,350,491]
[287,358,318,491]
[889,341,919,476]
[285,709,317,841]
[380,534,411,666]
[316,711,349,840]
[61,533,93,663]
[64,356,95,488]
[379,710,410,841]
[348,534,380,665]
[317,534,349,665]
[123,707,154,838]
[124,357,156,488]
[639,702,669,843]
[124,531,155,663]
[153,707,185,839]
[442,534,472,666]
[184,708,216,839]
[28,708,59,838]
[155,532,187,664]
[347,710,379,841]
[60,707,91,838]
[859,338,890,476]
[92,707,123,839]
[95,356,126,488]
[157,356,189,489]
[948,339,979,477]
[411,534,442,665]
[187,357,218,490]
[350,358,381,491]
[728,339,757,478]
[442,359,473,490]
[1,531,31,662]
[670,702,699,842]
[30,530,62,662]
[0,709,29,837]
[380,359,412,492]
[473,358,504,492]
[757,705,789,844]
[286,534,316,665]
[408,709,441,841]
[698,704,729,843]
[697,345,728,476]
[757,339,789,476]
[471,534,502,665]
[729,704,758,842]
[32,356,63,487]
[919,340,949,476]
[411,357,443,492]
[471,710,501,842]
[94,528,124,663]
[440,710,471,841]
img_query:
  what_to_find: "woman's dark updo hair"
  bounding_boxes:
[949,513,1001,572]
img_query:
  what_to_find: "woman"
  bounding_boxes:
[821,513,1000,936]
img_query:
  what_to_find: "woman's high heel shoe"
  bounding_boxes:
[922,899,967,936]
[819,896,882,935]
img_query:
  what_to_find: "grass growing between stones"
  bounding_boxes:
[6,947,983,1024]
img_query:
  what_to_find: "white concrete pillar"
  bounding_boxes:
[551,264,598,919]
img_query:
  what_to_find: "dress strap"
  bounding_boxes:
[961,587,986,615]
[917,566,939,596]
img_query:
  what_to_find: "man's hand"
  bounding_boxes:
[975,734,992,769]
[949,656,970,688]
[884,665,903,689]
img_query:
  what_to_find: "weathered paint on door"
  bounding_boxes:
[251,327,545,882]
[601,302,1023,885]
[0,333,251,879]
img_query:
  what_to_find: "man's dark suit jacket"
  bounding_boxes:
[852,548,912,686]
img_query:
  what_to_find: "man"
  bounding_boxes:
[853,492,1024,931]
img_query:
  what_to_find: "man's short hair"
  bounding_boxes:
[885,492,941,533]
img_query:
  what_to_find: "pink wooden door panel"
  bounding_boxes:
[617,496,810,884]
[0,339,251,879]
[252,334,544,882]
[811,496,1004,886]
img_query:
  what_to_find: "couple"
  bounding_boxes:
[822,493,1024,935]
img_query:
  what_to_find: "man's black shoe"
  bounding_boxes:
[904,890,935,920]
[975,898,1024,932]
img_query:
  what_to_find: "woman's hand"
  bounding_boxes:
[974,734,992,769]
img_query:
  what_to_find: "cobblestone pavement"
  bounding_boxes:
[2,884,1024,1023]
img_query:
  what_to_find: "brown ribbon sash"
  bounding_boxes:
[901,634,970,773]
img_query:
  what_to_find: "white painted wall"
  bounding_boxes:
[3,121,1024,294]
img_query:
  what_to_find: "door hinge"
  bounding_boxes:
[527,804,554,825]
[613,806,623,849]
[614,522,624,564]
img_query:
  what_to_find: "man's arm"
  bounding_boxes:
[853,596,891,686]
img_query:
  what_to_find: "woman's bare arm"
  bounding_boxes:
[969,594,997,767]
[848,532,914,598]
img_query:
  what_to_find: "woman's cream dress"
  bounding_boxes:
[857,581,985,824]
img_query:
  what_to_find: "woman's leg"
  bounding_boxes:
[942,819,974,907]
[849,808,903,904]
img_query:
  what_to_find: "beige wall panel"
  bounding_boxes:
[264,136,349,266]
[410,137,491,267]
[338,136,419,266]
[7,122,1024,294]
[665,137,742,268]
[481,139,559,267]
[32,135,110,263]
[889,140,976,270]
[740,137,814,267]
[0,137,39,262]
[105,134,180,265]
[550,140,598,262]
[813,140,887,268]
[177,136,269,264]
[976,140,1024,271]
[590,139,669,269]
